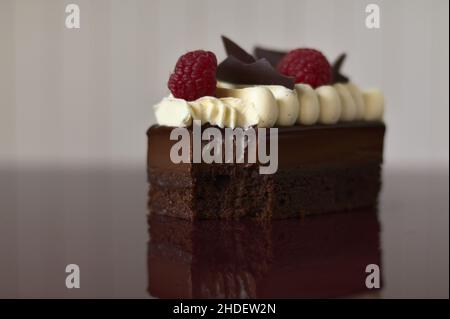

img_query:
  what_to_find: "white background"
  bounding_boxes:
[0,0,448,169]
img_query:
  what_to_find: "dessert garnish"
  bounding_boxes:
[222,35,255,64]
[253,46,286,68]
[216,37,295,89]
[255,47,351,85]
[155,36,384,129]
[331,53,350,84]
[277,48,332,88]
[217,57,295,89]
[168,50,217,101]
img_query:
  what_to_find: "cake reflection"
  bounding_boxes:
[147,210,381,298]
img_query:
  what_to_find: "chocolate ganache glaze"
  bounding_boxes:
[147,122,385,172]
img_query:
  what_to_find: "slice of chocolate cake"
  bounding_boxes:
[147,37,385,220]
[147,122,384,219]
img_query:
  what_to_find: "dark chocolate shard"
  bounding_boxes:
[221,36,256,64]
[253,47,287,68]
[218,36,295,89]
[331,53,350,84]
[217,56,295,89]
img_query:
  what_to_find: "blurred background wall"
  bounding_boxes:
[0,0,448,168]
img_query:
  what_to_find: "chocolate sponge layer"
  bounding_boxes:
[147,122,385,220]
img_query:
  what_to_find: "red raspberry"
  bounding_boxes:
[277,48,331,88]
[168,50,217,101]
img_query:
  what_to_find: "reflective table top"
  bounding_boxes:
[0,164,448,298]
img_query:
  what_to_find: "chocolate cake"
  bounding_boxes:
[147,37,385,220]
[147,122,384,219]
[147,209,381,298]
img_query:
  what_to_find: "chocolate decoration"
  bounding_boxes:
[221,36,256,64]
[216,56,295,89]
[217,36,295,89]
[253,47,287,68]
[331,53,350,84]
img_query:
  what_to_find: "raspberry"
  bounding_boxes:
[277,48,331,88]
[168,50,217,101]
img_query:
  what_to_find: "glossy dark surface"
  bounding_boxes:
[148,210,381,298]
[147,122,385,171]
[0,165,448,298]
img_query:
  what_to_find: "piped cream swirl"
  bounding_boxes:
[154,96,259,128]
[216,86,278,127]
[295,84,320,125]
[154,82,384,128]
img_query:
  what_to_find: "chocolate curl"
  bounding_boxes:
[222,36,256,64]
[331,53,350,84]
[217,56,295,89]
[253,47,287,68]
[217,36,295,89]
